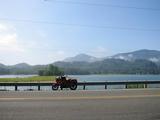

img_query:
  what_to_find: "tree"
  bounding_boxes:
[38,64,64,76]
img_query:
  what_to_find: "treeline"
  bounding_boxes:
[0,59,160,75]
[0,63,63,76]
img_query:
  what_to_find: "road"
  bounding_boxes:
[0,89,160,120]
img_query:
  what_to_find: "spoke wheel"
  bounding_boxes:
[70,84,77,90]
[52,84,59,90]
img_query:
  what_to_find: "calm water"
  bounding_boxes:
[0,75,37,78]
[1,74,160,81]
[70,75,160,82]
[0,75,160,90]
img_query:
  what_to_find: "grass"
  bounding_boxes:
[0,76,56,83]
[126,84,147,89]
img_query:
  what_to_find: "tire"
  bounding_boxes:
[60,86,63,90]
[70,83,77,90]
[52,84,59,90]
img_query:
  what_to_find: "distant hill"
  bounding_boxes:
[0,63,9,75]
[12,63,31,69]
[8,63,35,74]
[54,58,159,75]
[63,50,160,64]
[63,53,100,62]
[112,49,160,64]
[0,49,160,75]
[0,63,6,68]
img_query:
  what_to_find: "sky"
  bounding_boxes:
[0,0,160,65]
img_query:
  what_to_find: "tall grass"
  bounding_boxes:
[0,76,56,82]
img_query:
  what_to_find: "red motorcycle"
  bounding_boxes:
[52,76,77,90]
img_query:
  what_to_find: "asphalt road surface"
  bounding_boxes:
[0,89,160,120]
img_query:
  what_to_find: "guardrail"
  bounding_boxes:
[0,80,160,91]
[78,81,160,90]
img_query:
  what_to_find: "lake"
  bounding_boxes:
[0,75,160,90]
[0,75,37,78]
[70,74,160,82]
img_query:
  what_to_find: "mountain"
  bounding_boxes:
[12,63,31,69]
[63,50,160,63]
[63,49,160,64]
[54,58,160,75]
[111,49,160,63]
[0,63,6,68]
[0,63,9,75]
[54,49,160,75]
[0,49,160,75]
[63,53,100,62]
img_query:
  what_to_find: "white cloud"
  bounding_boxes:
[0,23,25,53]
[0,24,15,32]
[117,55,125,60]
[0,23,60,65]
[0,24,8,32]
[149,57,159,63]
[0,33,17,45]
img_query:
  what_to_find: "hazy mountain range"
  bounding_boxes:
[62,49,160,64]
[112,49,160,63]
[0,49,160,75]
[63,53,101,62]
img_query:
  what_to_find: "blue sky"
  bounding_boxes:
[0,0,160,65]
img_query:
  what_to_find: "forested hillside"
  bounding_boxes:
[54,59,160,75]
